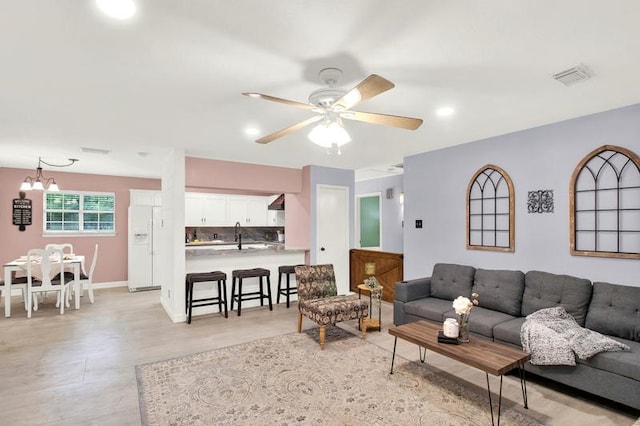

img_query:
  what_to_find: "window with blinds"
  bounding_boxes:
[44,191,115,233]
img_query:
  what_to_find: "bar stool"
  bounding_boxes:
[276,264,303,308]
[230,268,272,316]
[185,271,228,324]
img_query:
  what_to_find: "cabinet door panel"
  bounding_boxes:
[202,197,227,226]
[185,195,203,226]
[227,198,247,226]
[247,198,267,226]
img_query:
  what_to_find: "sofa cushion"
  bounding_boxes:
[444,306,517,338]
[493,317,527,347]
[522,271,592,326]
[404,298,454,323]
[585,282,640,342]
[577,338,640,381]
[472,269,525,316]
[430,263,476,301]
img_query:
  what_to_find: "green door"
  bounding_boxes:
[359,195,380,248]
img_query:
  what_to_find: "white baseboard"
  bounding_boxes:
[161,296,187,323]
[94,281,128,289]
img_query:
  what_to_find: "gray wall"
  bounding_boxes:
[403,103,640,287]
[355,174,404,253]
[309,165,355,263]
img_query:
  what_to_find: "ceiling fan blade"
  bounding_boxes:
[341,110,423,130]
[242,92,317,110]
[255,115,323,144]
[332,74,395,111]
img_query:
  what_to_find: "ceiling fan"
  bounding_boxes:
[242,68,423,146]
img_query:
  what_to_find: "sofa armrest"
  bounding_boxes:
[395,277,431,302]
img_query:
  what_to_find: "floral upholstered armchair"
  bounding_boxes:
[294,264,369,349]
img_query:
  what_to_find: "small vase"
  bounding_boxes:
[457,314,470,343]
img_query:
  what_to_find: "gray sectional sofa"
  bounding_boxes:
[394,263,640,410]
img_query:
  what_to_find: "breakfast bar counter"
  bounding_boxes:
[185,243,306,317]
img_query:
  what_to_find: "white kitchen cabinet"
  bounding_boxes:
[130,189,161,206]
[267,210,285,226]
[185,193,227,226]
[227,196,268,226]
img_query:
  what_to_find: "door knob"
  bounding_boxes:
[320,247,325,251]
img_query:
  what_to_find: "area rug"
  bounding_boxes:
[136,327,543,425]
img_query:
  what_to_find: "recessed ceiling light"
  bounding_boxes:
[436,106,455,117]
[96,0,136,20]
[245,127,260,136]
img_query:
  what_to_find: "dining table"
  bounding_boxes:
[3,254,85,317]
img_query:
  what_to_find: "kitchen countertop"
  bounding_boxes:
[185,241,304,257]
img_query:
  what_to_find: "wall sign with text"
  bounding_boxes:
[13,195,32,231]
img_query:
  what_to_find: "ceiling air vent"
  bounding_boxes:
[553,64,591,86]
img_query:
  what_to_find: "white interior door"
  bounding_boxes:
[316,185,350,294]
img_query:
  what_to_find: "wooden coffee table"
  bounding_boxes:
[388,320,530,426]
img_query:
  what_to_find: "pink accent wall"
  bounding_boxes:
[284,166,311,251]
[0,167,160,284]
[185,157,302,193]
[1,158,312,285]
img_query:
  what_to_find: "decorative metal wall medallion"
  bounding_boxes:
[527,190,554,213]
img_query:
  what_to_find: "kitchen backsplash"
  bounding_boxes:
[186,226,285,243]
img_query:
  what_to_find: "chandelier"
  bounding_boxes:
[20,157,79,191]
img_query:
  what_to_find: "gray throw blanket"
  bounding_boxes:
[520,307,630,366]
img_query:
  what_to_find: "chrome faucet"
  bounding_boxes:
[234,221,243,250]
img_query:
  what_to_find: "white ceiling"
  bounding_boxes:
[2,1,640,181]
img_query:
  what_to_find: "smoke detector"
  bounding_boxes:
[553,64,592,86]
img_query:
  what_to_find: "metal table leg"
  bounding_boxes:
[389,336,398,374]
[486,373,504,426]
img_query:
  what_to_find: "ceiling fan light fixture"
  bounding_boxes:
[308,119,351,148]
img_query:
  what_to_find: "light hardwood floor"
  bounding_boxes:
[0,287,637,425]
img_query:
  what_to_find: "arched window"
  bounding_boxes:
[466,165,515,251]
[570,145,640,259]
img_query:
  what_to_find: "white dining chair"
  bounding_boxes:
[45,243,74,255]
[0,276,29,312]
[59,244,98,304]
[80,244,98,303]
[26,248,71,318]
[45,243,74,305]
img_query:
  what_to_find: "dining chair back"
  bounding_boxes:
[82,244,98,303]
[45,243,74,255]
[26,247,70,318]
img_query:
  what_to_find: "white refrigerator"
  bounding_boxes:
[128,205,162,291]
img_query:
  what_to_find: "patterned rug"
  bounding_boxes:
[136,327,544,425]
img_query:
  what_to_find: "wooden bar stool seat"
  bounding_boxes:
[230,268,272,316]
[276,264,304,308]
[185,271,228,324]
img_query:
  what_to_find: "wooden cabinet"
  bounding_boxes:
[349,249,403,303]
[185,193,227,226]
